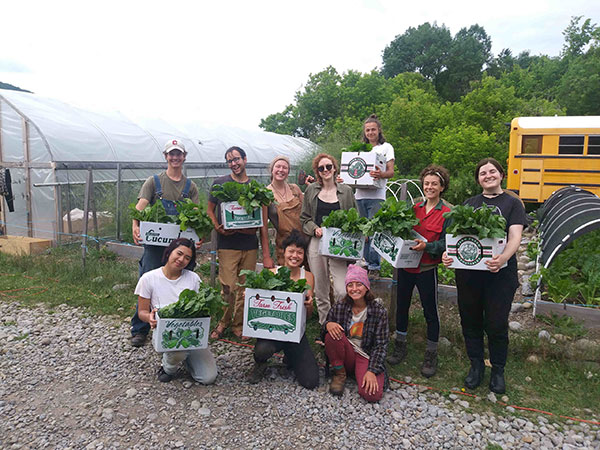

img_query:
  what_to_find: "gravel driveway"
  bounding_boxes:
[1,301,598,449]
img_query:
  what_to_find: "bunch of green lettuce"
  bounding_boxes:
[211,180,274,213]
[443,204,507,239]
[238,266,310,293]
[158,284,227,320]
[175,199,213,238]
[321,208,369,235]
[344,142,373,152]
[128,201,174,224]
[361,198,419,239]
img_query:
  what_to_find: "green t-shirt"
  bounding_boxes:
[138,171,199,204]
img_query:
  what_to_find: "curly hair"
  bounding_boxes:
[419,164,450,194]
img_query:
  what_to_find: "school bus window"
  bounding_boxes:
[521,135,542,154]
[588,136,600,155]
[558,135,584,154]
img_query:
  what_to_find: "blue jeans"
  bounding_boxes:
[357,198,383,270]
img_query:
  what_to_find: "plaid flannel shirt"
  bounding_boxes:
[323,299,389,375]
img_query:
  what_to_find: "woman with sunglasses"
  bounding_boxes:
[300,153,357,326]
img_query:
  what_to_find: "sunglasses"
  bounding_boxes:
[317,164,333,172]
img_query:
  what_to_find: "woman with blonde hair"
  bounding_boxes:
[300,153,357,326]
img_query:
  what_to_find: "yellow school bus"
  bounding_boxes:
[506,116,600,203]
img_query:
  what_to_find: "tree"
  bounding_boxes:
[381,22,452,80]
[557,47,600,115]
[562,16,600,57]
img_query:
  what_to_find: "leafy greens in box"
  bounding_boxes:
[361,198,419,240]
[344,142,373,152]
[211,180,275,214]
[238,266,310,293]
[321,208,369,235]
[129,201,174,224]
[158,284,227,321]
[175,199,213,238]
[443,204,507,239]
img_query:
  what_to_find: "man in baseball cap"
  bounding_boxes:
[129,138,199,347]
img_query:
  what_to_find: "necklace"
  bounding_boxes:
[272,183,288,200]
[482,191,503,198]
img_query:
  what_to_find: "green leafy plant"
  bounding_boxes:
[158,284,227,320]
[443,204,506,239]
[526,237,540,261]
[211,180,274,213]
[128,201,174,224]
[175,199,214,238]
[361,198,419,239]
[238,266,310,293]
[321,208,369,234]
[344,142,373,152]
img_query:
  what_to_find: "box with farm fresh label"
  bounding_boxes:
[220,201,263,230]
[340,151,386,189]
[139,222,200,247]
[372,231,426,269]
[152,313,210,352]
[446,235,507,271]
[243,289,307,343]
[318,227,365,261]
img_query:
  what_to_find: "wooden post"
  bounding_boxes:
[116,164,121,241]
[82,169,93,268]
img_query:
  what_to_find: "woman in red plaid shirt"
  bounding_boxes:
[323,264,389,402]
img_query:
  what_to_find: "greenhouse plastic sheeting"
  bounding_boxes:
[0,89,319,240]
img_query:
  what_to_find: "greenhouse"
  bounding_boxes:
[0,88,318,243]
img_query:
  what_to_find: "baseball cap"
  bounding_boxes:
[164,139,187,154]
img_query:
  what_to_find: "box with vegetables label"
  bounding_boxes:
[372,230,427,269]
[443,204,508,271]
[211,180,274,230]
[140,222,199,247]
[240,267,310,343]
[152,285,227,352]
[318,208,368,261]
[339,143,386,189]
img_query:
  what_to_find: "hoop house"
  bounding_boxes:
[0,89,318,242]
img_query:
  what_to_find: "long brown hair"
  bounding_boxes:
[311,153,339,185]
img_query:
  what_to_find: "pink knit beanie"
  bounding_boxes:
[345,264,370,290]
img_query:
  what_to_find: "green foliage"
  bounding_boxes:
[158,285,227,321]
[443,204,507,239]
[344,142,372,152]
[238,266,310,293]
[321,208,369,235]
[538,313,588,339]
[210,180,274,213]
[128,201,173,224]
[362,198,419,239]
[537,231,600,305]
[437,264,456,286]
[175,199,213,238]
[526,237,540,261]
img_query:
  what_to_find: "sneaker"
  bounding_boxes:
[247,362,268,384]
[157,367,173,383]
[386,339,407,365]
[130,333,147,348]
[420,350,438,378]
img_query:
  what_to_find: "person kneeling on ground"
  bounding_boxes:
[135,238,218,384]
[323,264,388,402]
[247,230,320,389]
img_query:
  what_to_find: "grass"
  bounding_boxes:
[1,246,599,424]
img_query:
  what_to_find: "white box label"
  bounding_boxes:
[152,313,210,352]
[340,152,386,189]
[318,227,365,260]
[140,222,200,247]
[372,231,426,269]
[220,201,263,230]
[446,234,507,271]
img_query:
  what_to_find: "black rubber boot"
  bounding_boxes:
[464,359,485,389]
[489,366,506,394]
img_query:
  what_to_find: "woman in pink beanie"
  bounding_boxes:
[323,264,389,402]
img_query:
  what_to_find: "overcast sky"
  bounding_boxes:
[1,0,598,131]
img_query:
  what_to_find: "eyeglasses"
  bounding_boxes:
[317,164,333,172]
[226,157,242,165]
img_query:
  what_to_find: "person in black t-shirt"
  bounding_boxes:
[442,158,527,395]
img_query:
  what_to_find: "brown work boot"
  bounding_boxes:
[329,367,347,396]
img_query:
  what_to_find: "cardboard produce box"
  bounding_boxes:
[318,227,365,261]
[152,312,210,352]
[220,201,263,230]
[446,234,507,271]
[139,222,199,247]
[372,231,427,269]
[340,151,386,189]
[243,288,307,343]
